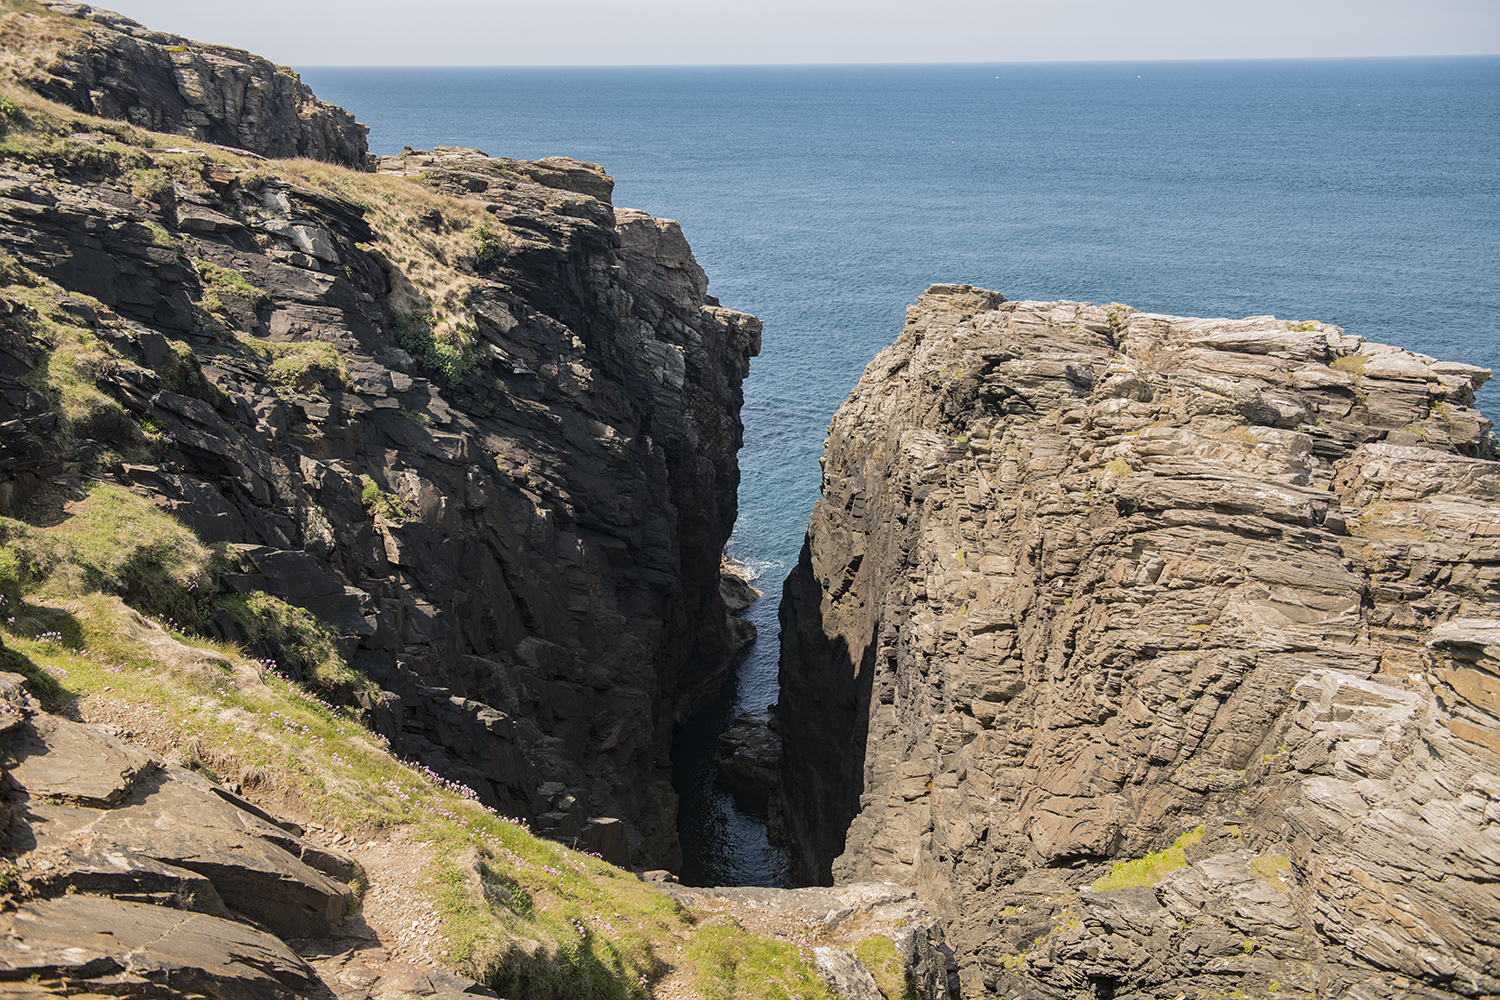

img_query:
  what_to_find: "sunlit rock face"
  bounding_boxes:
[778,284,1500,999]
[16,2,371,167]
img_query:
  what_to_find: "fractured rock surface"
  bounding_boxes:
[778,285,1500,998]
[657,879,957,1000]
[0,671,351,998]
[0,130,760,869]
[9,2,369,167]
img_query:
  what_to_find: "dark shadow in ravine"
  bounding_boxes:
[770,542,875,886]
[670,623,791,888]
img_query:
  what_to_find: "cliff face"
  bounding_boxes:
[2,2,369,167]
[778,285,1500,999]
[0,75,758,866]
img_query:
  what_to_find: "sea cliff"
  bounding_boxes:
[777,284,1500,999]
[0,6,961,998]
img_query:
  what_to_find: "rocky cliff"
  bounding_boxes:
[778,285,1500,999]
[0,10,760,871]
[0,7,968,997]
[2,1,369,166]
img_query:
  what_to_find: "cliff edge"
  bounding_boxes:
[0,14,760,871]
[778,285,1500,999]
[2,1,369,166]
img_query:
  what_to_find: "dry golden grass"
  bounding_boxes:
[0,2,81,85]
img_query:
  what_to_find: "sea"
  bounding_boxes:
[302,58,1500,888]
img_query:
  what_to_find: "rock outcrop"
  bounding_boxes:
[0,668,363,998]
[654,878,957,1000]
[0,63,758,868]
[778,285,1500,998]
[714,709,781,812]
[3,2,369,167]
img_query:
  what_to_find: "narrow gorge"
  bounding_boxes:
[776,284,1500,999]
[0,4,1494,1000]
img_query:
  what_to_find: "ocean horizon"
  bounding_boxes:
[302,55,1500,886]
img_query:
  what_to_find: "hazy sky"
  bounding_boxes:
[101,0,1500,66]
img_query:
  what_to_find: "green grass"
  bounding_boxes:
[395,312,475,387]
[239,335,350,394]
[472,222,507,268]
[125,166,173,204]
[0,483,220,632]
[1251,854,1292,891]
[216,591,377,701]
[1092,826,1205,891]
[0,588,692,999]
[0,270,150,461]
[0,482,702,995]
[359,474,409,520]
[1330,354,1369,375]
[0,535,679,999]
[195,259,268,308]
[686,921,832,1000]
[854,935,920,1000]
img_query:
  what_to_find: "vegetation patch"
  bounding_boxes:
[359,474,409,520]
[125,166,173,204]
[686,920,831,1000]
[0,482,221,632]
[396,312,475,386]
[1251,854,1292,891]
[854,934,920,1000]
[239,335,349,394]
[1330,354,1369,375]
[472,222,508,268]
[1092,825,1205,891]
[215,590,375,701]
[0,274,145,458]
[195,259,267,308]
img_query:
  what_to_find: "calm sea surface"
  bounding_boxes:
[303,59,1500,887]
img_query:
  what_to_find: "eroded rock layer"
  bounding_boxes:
[778,285,1500,999]
[4,2,369,167]
[0,124,759,866]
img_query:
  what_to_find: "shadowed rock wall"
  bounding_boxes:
[778,285,1500,999]
[0,126,758,867]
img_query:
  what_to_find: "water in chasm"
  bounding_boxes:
[670,565,791,887]
[302,58,1500,889]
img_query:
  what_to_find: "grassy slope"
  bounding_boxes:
[0,68,849,999]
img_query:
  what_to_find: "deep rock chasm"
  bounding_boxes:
[0,4,1496,1000]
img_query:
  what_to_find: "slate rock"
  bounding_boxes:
[0,895,328,999]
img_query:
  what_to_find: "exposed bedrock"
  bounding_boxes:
[0,135,760,869]
[0,668,359,998]
[6,2,370,167]
[777,285,1500,999]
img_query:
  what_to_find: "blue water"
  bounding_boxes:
[303,58,1500,887]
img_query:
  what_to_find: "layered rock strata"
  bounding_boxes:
[3,1,369,166]
[0,91,759,866]
[0,667,368,998]
[778,285,1500,998]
